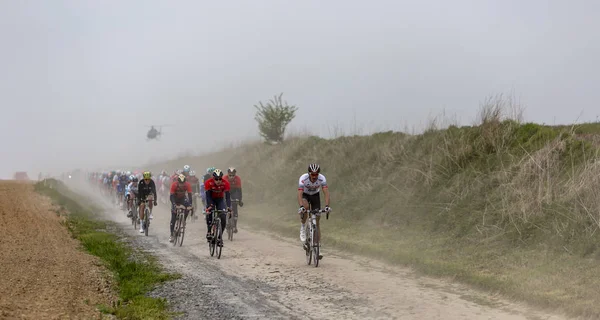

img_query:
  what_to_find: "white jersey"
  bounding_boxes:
[298,173,327,195]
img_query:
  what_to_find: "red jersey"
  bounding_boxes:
[204,177,230,199]
[225,175,242,189]
[170,181,192,199]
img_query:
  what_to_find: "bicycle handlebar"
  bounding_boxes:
[305,208,330,219]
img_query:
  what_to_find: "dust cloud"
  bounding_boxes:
[1,1,599,177]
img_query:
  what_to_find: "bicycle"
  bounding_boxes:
[141,194,154,237]
[226,199,240,241]
[172,204,191,247]
[207,208,227,259]
[303,208,329,267]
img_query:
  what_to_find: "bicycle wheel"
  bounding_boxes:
[216,218,223,259]
[173,212,181,246]
[209,223,216,256]
[305,224,312,265]
[144,207,150,236]
[313,225,320,268]
[178,213,186,247]
[227,214,233,241]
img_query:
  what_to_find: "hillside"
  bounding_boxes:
[149,110,600,318]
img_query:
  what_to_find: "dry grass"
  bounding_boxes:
[146,97,600,318]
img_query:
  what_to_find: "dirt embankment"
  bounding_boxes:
[0,181,113,319]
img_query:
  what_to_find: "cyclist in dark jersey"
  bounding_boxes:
[137,171,158,233]
[169,174,193,243]
[204,169,231,245]
[226,167,243,233]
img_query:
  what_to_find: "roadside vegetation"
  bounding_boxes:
[35,179,179,320]
[150,96,600,318]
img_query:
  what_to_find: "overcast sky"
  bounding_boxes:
[1,0,599,178]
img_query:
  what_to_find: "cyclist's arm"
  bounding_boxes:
[225,191,231,208]
[205,190,214,207]
[236,176,242,201]
[186,183,193,206]
[297,189,304,207]
[320,175,329,207]
[322,186,330,207]
[297,175,305,207]
[169,182,176,203]
[150,180,157,199]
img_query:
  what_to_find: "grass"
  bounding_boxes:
[145,97,600,318]
[35,179,179,320]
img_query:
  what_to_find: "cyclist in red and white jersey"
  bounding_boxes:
[297,164,331,258]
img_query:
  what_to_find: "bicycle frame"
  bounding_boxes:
[304,208,328,267]
[173,204,190,246]
[207,208,226,259]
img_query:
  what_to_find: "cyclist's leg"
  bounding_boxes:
[170,200,178,237]
[311,194,322,243]
[216,199,226,240]
[139,200,145,220]
[232,190,240,232]
[205,210,213,239]
[138,201,145,232]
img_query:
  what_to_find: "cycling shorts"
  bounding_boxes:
[302,193,320,210]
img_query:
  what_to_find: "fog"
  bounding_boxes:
[1,0,599,178]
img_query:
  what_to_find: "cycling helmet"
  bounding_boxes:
[308,163,320,174]
[161,170,167,175]
[189,170,196,176]
[206,167,216,174]
[183,165,191,173]
[212,169,224,179]
[132,177,139,183]
[227,167,237,175]
[177,174,186,183]
[143,171,151,179]
[129,175,135,181]
[126,171,131,176]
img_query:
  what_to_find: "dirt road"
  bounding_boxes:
[88,186,570,320]
[0,181,113,320]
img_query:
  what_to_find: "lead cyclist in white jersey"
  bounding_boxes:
[297,163,331,259]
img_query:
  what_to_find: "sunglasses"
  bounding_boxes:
[214,177,222,181]
[309,173,319,177]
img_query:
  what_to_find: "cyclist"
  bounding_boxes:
[125,175,139,216]
[204,169,231,245]
[200,167,216,209]
[137,171,158,233]
[187,170,201,219]
[226,167,243,233]
[182,165,191,178]
[298,163,331,259]
[169,174,193,242]
[118,171,129,209]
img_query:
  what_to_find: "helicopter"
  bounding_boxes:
[146,125,170,141]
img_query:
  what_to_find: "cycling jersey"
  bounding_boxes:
[137,179,157,201]
[125,182,138,196]
[226,175,242,189]
[226,175,242,201]
[187,176,201,193]
[298,173,327,195]
[205,177,231,208]
[170,181,192,200]
[118,174,128,191]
